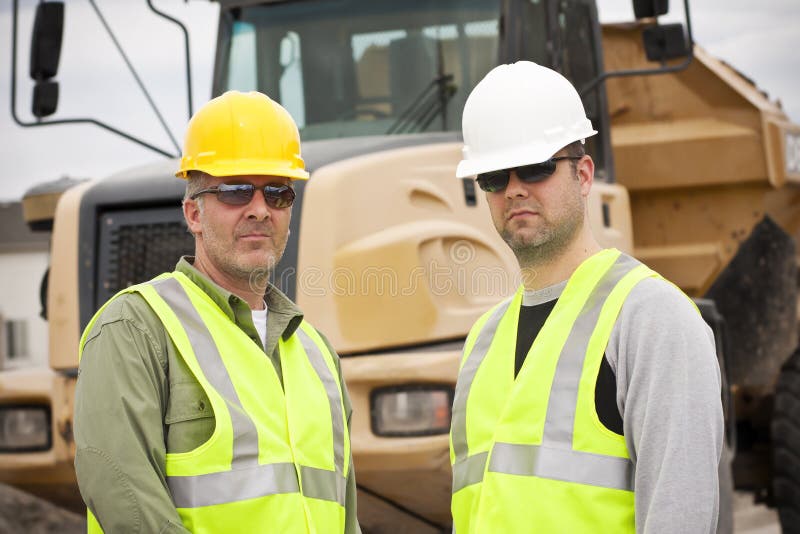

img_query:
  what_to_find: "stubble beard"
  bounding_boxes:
[501,198,584,270]
[202,224,287,286]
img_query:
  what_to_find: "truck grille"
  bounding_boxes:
[96,207,194,306]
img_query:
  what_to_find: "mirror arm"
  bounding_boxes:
[578,0,694,98]
[87,0,180,153]
[10,0,177,158]
[146,0,193,120]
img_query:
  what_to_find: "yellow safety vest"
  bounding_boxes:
[80,272,349,533]
[450,249,660,533]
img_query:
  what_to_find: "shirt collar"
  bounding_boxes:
[175,256,304,340]
[522,280,567,306]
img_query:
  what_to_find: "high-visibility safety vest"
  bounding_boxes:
[450,249,661,533]
[80,272,350,533]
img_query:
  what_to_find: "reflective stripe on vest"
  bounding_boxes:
[152,276,346,508]
[451,252,640,492]
[451,299,512,490]
[295,327,347,504]
[155,278,259,469]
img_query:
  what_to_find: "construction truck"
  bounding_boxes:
[3,0,800,531]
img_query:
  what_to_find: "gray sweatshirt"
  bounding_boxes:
[524,276,723,533]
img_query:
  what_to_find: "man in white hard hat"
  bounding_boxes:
[449,62,723,533]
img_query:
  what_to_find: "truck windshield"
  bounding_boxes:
[219,0,513,141]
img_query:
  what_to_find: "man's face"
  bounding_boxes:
[184,174,293,284]
[484,154,593,263]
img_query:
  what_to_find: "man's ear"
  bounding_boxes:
[577,155,595,197]
[183,198,202,235]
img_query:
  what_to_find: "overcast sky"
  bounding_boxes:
[1,0,798,202]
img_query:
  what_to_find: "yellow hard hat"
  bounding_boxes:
[176,91,309,180]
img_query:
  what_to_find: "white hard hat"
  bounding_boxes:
[456,61,597,178]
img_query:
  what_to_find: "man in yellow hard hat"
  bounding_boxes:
[74,91,360,533]
[449,62,723,532]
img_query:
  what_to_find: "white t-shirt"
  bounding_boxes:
[251,303,268,349]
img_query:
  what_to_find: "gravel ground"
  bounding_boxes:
[0,483,85,534]
[734,491,781,533]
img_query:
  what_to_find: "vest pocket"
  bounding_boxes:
[165,381,215,454]
[166,381,214,423]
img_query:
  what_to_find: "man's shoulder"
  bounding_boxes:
[84,291,162,344]
[618,275,709,334]
[608,273,717,380]
[301,322,339,358]
[626,276,691,309]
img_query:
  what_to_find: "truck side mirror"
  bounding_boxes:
[633,0,669,19]
[643,23,689,61]
[32,81,59,118]
[29,2,64,118]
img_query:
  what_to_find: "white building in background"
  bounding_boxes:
[0,202,50,369]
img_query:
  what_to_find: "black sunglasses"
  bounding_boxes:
[475,156,583,193]
[190,183,296,208]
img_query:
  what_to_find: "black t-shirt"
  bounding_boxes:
[515,300,623,435]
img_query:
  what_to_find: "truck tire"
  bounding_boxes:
[773,346,800,533]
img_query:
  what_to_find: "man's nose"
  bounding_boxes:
[504,171,529,199]
[244,189,271,220]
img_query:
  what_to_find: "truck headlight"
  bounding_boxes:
[0,405,51,452]
[371,385,453,437]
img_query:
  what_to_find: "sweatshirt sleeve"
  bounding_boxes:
[74,295,191,534]
[606,277,724,534]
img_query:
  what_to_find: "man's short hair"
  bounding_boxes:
[184,171,211,204]
[564,141,586,175]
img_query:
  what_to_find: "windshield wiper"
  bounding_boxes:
[387,74,457,135]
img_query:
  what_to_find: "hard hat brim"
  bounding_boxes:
[176,160,310,181]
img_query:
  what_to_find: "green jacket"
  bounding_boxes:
[75,257,360,533]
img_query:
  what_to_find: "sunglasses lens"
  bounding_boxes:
[517,160,557,183]
[217,184,255,205]
[473,158,573,193]
[476,171,509,193]
[263,185,296,209]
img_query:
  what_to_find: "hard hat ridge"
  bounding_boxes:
[456,61,597,178]
[176,90,310,180]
